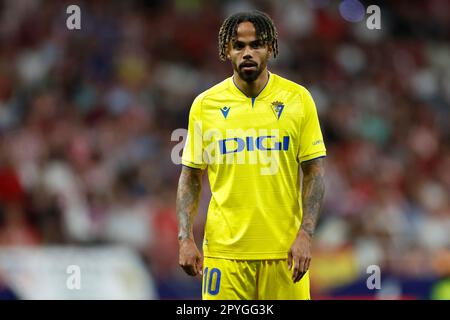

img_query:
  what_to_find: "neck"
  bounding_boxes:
[233,69,269,98]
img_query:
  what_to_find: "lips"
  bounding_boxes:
[240,61,257,69]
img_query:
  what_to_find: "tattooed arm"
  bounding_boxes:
[300,157,326,237]
[288,157,325,283]
[176,165,204,276]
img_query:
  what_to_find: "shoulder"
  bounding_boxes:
[271,73,315,114]
[192,78,230,106]
[272,73,311,97]
[188,78,229,115]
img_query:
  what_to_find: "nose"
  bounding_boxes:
[243,45,253,59]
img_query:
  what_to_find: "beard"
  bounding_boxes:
[233,60,266,83]
[237,64,263,82]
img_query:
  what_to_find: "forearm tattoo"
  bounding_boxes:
[176,166,203,241]
[300,158,325,237]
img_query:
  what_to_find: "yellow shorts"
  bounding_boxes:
[202,257,310,300]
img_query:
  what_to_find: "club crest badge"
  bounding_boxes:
[271,101,284,120]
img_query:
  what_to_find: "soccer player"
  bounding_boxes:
[176,10,326,300]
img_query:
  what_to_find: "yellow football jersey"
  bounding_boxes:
[182,72,326,260]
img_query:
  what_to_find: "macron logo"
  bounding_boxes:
[220,106,230,119]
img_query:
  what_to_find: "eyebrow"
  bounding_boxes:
[233,39,263,45]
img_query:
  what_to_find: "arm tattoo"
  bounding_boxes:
[176,166,203,241]
[300,158,325,237]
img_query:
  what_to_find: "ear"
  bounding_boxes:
[226,43,232,60]
[267,44,273,57]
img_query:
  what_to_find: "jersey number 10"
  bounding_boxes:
[203,267,221,296]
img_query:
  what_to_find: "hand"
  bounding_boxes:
[287,229,312,283]
[178,238,203,277]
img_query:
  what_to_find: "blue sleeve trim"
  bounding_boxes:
[181,164,204,170]
[300,155,327,164]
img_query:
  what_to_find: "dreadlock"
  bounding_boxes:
[218,10,279,61]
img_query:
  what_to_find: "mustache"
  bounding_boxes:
[239,61,258,68]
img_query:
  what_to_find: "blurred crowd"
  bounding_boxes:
[0,0,449,298]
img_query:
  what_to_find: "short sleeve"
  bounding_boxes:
[297,88,327,162]
[181,96,207,170]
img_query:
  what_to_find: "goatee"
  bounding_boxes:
[238,67,262,82]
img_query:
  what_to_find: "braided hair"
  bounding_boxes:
[218,10,278,61]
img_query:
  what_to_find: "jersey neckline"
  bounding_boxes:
[229,71,274,101]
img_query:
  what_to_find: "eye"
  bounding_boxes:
[233,42,244,50]
[251,41,263,49]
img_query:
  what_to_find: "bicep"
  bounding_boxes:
[297,88,326,162]
[180,165,204,185]
[300,157,325,177]
[181,97,207,170]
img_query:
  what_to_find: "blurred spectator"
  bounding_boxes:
[0,0,448,299]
